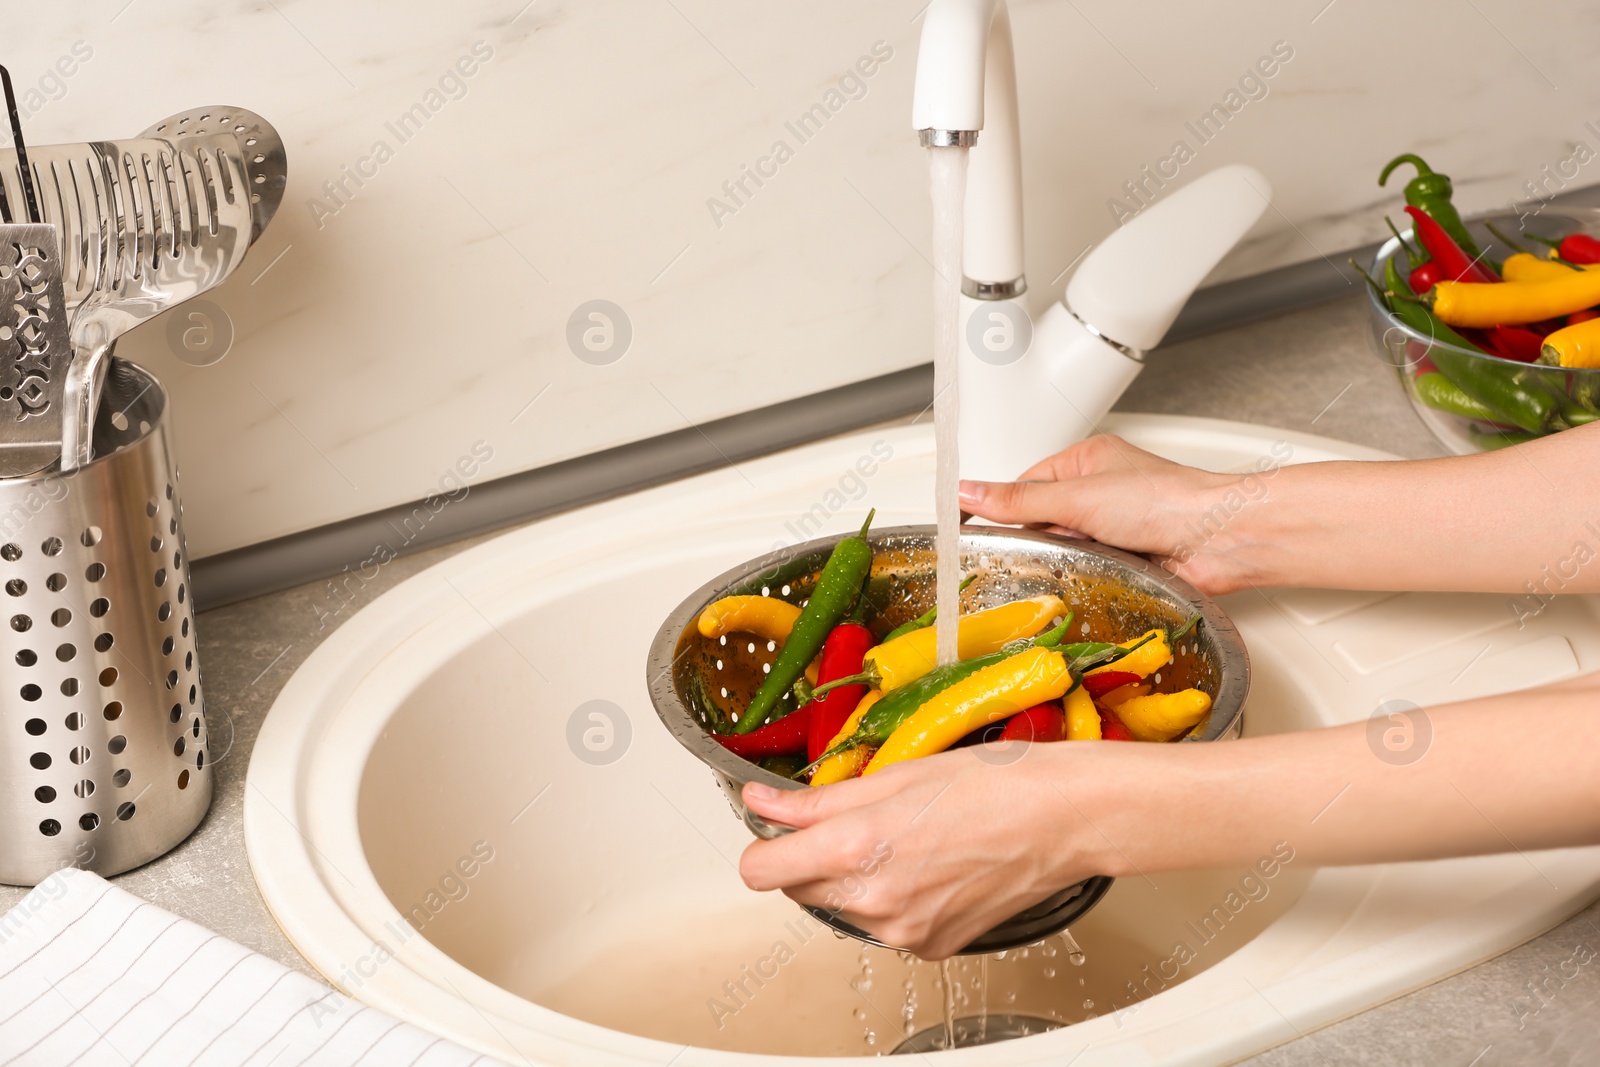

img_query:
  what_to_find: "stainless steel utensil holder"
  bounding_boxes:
[0,359,208,885]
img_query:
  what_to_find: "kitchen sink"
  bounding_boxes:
[245,414,1600,1064]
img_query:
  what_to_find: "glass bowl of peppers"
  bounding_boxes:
[1363,154,1600,455]
[645,521,1249,954]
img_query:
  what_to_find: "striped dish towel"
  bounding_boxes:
[0,867,503,1066]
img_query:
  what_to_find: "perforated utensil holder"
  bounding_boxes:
[0,359,208,885]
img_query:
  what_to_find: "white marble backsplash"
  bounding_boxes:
[8,0,1599,555]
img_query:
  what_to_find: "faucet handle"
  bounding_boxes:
[1065,164,1272,352]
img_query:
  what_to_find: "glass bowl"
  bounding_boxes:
[1364,207,1600,455]
[646,524,1249,954]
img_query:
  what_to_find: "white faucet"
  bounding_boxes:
[912,0,1274,481]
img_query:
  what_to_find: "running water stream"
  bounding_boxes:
[931,146,970,1049]
[928,145,969,669]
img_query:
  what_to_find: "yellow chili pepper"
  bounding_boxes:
[1087,628,1171,680]
[1113,688,1213,742]
[1500,253,1598,284]
[1540,317,1600,369]
[1098,682,1150,707]
[1430,272,1600,327]
[861,594,1066,692]
[863,646,1072,772]
[698,595,801,643]
[809,691,881,786]
[1064,686,1100,741]
[698,595,818,685]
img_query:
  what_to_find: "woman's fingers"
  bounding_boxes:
[741,775,890,830]
[959,477,1077,526]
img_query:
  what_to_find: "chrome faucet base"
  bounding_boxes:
[961,275,1027,300]
[918,128,979,148]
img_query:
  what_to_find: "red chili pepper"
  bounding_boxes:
[1568,309,1600,325]
[805,621,875,762]
[998,702,1067,742]
[1487,325,1545,363]
[714,705,811,758]
[1408,260,1443,293]
[1404,206,1497,283]
[1560,234,1600,264]
[1082,671,1140,699]
[1098,706,1134,742]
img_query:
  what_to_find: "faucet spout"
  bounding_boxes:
[912,0,1025,294]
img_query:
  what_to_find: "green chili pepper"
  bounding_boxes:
[881,574,977,642]
[1413,372,1502,420]
[734,511,876,733]
[1379,154,1484,262]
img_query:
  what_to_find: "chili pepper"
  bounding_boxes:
[1540,317,1600,369]
[1427,271,1600,328]
[1568,309,1600,325]
[1413,372,1503,420]
[812,595,1068,698]
[1559,234,1600,264]
[1487,325,1545,363]
[1404,207,1496,283]
[811,617,1138,764]
[806,621,875,762]
[734,511,875,733]
[1082,670,1140,698]
[1086,628,1171,680]
[863,646,1073,771]
[714,704,811,757]
[809,691,881,786]
[1064,687,1100,741]
[1499,252,1582,284]
[698,595,801,643]
[1097,682,1150,706]
[1470,428,1539,451]
[998,701,1068,743]
[1097,705,1134,741]
[1379,154,1485,261]
[1113,689,1213,742]
[881,574,976,642]
[1357,261,1559,433]
[1409,260,1444,293]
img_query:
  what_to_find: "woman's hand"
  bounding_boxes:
[738,744,1115,959]
[958,434,1278,595]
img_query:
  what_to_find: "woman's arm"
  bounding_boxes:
[739,672,1600,959]
[957,424,1600,597]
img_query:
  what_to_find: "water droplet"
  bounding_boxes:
[1041,942,1057,957]
[1083,998,1094,1010]
[1069,951,1086,966]
[853,1007,866,1022]
[993,950,1007,960]
[1043,966,1056,978]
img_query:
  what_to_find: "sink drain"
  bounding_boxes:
[892,1013,1062,1053]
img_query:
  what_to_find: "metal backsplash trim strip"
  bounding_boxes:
[192,184,1600,609]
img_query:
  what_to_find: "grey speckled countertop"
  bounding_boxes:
[2,294,1596,1065]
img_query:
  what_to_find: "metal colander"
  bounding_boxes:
[0,359,207,886]
[647,524,1249,954]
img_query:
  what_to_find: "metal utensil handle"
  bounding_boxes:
[0,66,40,223]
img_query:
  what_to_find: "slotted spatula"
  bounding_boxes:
[0,107,286,469]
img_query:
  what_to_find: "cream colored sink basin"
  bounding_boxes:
[245,415,1600,1064]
